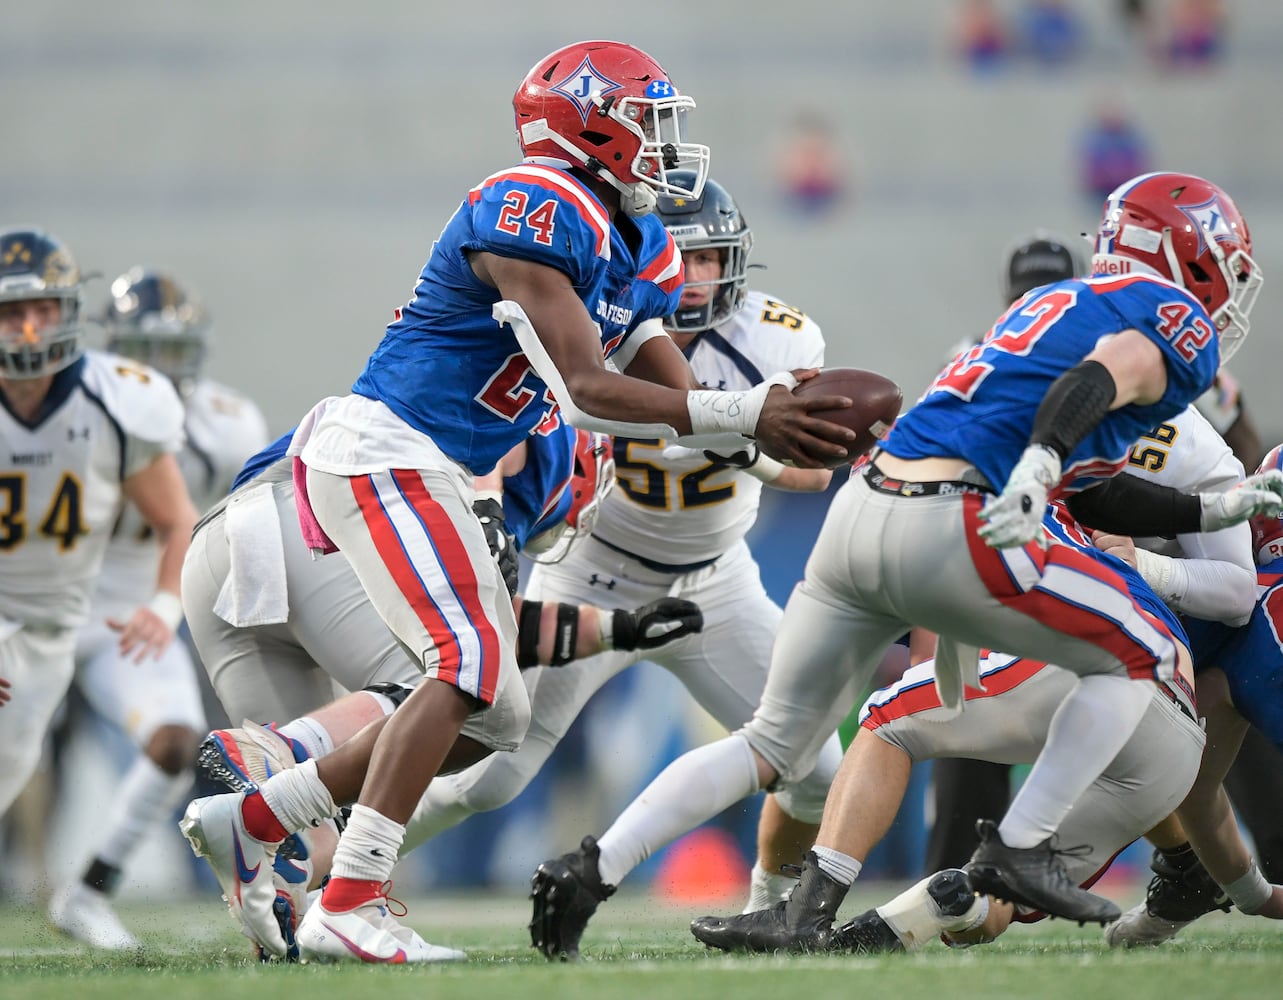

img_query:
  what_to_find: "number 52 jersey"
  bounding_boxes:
[0,351,185,630]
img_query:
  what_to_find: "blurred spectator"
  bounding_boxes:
[1077,100,1150,202]
[953,0,1013,73]
[774,113,848,219]
[1017,0,1086,67]
[1164,0,1226,70]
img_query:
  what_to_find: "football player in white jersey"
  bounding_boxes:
[380,173,845,960]
[0,231,198,940]
[47,269,268,949]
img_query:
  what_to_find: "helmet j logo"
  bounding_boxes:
[550,57,622,124]
[1180,197,1232,255]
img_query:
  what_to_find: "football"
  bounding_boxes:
[792,367,902,467]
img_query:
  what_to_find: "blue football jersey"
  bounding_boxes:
[884,274,1220,494]
[502,415,578,551]
[349,163,682,476]
[231,419,576,552]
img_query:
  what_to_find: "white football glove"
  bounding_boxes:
[1199,469,1283,531]
[977,444,1062,548]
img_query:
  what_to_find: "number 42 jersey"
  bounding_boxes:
[0,351,185,630]
[885,274,1220,495]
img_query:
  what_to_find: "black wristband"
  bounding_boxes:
[1030,360,1117,460]
[1066,474,1202,536]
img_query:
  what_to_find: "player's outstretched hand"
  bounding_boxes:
[753,369,855,469]
[1199,469,1283,531]
[108,607,177,663]
[978,444,1062,548]
[611,598,703,652]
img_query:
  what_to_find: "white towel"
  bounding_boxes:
[931,636,983,719]
[212,482,290,627]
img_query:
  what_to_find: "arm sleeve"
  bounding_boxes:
[1066,473,1202,536]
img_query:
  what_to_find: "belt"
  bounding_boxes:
[1156,680,1198,725]
[591,535,721,574]
[863,462,994,498]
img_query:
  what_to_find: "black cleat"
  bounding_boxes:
[690,851,847,953]
[1104,845,1232,948]
[966,819,1120,925]
[1145,846,1231,921]
[529,835,616,961]
[831,909,903,953]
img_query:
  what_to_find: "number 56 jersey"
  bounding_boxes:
[0,351,185,630]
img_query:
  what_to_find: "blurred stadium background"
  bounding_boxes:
[5,1,1282,906]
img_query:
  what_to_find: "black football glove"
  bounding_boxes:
[473,497,519,597]
[610,597,703,651]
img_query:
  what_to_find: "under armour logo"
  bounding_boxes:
[588,574,617,590]
[67,426,89,441]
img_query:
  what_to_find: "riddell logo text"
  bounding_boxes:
[1095,259,1133,275]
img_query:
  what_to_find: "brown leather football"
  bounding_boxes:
[792,368,902,466]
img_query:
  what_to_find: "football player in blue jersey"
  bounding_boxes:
[177,39,855,964]
[681,170,1283,949]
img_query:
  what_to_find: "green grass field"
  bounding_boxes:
[3,885,1281,1000]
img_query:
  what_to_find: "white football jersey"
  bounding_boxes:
[1123,403,1254,625]
[92,377,269,618]
[0,351,185,629]
[595,289,825,565]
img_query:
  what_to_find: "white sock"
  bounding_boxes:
[742,861,797,913]
[596,735,760,887]
[277,716,334,760]
[999,674,1152,848]
[97,755,189,870]
[259,758,338,832]
[330,803,405,884]
[812,845,861,886]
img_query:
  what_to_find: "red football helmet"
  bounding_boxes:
[1251,444,1283,566]
[526,430,616,564]
[1091,171,1262,362]
[513,40,710,217]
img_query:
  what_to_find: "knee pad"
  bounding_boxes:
[362,682,413,710]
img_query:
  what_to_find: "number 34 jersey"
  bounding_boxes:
[0,351,185,630]
[598,290,825,565]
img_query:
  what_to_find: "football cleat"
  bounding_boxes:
[830,910,902,954]
[966,819,1119,926]
[529,835,617,960]
[180,793,289,958]
[1104,846,1231,947]
[296,884,465,964]
[195,721,311,861]
[690,851,847,953]
[48,883,141,951]
[195,720,305,794]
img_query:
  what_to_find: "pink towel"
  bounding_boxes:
[292,456,339,555]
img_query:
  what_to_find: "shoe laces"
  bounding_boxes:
[377,880,408,918]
